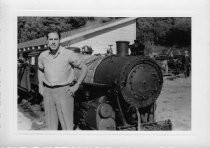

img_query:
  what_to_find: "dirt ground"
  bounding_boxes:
[156,75,191,130]
[18,75,191,131]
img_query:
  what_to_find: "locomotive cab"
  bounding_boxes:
[18,49,46,105]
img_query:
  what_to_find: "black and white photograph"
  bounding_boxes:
[17,17,191,131]
[1,0,210,147]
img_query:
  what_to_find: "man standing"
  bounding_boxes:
[38,30,88,130]
[183,50,191,77]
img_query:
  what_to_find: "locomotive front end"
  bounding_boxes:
[119,57,163,109]
[73,41,171,130]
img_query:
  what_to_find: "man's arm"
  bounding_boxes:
[67,62,88,95]
[76,62,88,85]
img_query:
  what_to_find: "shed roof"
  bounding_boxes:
[18,17,137,49]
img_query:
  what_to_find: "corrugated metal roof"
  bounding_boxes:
[18,17,137,49]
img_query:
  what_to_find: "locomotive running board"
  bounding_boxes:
[140,119,172,131]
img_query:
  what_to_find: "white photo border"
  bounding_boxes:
[1,0,210,147]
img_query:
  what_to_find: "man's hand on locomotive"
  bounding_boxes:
[39,86,44,96]
[66,83,80,96]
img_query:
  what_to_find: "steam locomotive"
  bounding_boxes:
[18,40,172,130]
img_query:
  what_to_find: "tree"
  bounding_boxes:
[136,17,191,48]
[18,17,119,43]
[165,17,191,47]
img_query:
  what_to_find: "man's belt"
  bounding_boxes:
[43,82,75,89]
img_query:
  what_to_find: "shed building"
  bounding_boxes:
[18,17,137,55]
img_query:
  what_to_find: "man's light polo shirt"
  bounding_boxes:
[38,46,82,86]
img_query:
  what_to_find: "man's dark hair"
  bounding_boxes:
[46,29,61,40]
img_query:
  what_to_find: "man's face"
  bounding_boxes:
[47,32,60,51]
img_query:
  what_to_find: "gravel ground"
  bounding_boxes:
[18,75,191,131]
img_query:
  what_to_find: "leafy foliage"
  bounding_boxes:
[18,17,191,49]
[136,17,191,48]
[18,17,120,43]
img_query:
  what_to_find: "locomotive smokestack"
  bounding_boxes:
[116,41,130,56]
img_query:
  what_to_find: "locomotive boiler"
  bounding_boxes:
[18,40,172,131]
[73,41,171,130]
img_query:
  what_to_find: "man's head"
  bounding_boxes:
[46,30,61,51]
